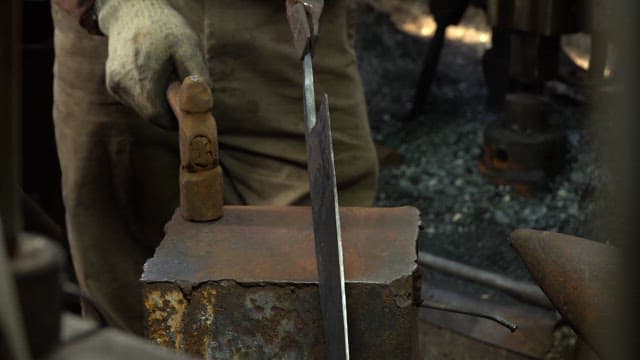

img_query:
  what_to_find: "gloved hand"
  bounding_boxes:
[95,0,211,130]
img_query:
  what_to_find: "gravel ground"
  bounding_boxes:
[354,3,603,294]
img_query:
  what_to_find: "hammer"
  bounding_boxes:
[167,76,223,222]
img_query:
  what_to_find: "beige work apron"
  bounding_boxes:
[53,0,377,333]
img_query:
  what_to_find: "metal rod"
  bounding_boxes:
[418,252,554,309]
[420,300,518,332]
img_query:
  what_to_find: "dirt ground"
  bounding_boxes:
[354,1,603,299]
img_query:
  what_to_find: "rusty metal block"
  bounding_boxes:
[141,206,420,359]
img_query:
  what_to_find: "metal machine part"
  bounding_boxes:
[477,93,567,195]
[142,206,420,358]
[167,77,223,222]
[510,229,620,359]
[483,0,585,109]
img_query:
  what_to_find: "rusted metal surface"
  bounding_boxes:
[142,206,420,359]
[510,229,620,359]
[167,77,223,222]
[418,251,553,309]
[143,206,419,284]
[478,93,567,195]
[420,287,559,359]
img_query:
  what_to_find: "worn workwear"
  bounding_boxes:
[53,0,377,334]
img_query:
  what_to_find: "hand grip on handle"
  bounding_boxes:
[167,76,223,222]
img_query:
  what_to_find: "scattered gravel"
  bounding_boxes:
[355,4,603,289]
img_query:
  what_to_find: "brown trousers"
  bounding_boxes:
[53,0,377,334]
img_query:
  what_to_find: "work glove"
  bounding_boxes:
[95,0,211,130]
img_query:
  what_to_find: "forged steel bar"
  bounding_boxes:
[418,251,553,309]
[304,93,350,360]
[288,2,349,358]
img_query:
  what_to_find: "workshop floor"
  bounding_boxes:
[354,3,606,357]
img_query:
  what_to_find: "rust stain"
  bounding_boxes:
[141,206,421,358]
[180,286,217,358]
[144,284,187,349]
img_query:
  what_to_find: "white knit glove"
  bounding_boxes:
[96,0,211,130]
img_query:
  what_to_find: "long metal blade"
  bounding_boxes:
[302,53,350,360]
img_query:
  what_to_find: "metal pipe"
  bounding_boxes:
[418,251,554,309]
[0,0,23,256]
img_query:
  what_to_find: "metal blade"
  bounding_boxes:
[303,54,349,360]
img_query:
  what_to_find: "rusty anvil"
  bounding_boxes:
[140,77,421,359]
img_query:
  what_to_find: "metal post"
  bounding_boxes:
[0,1,31,359]
[0,0,23,256]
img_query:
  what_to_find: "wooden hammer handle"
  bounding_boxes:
[167,76,223,221]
